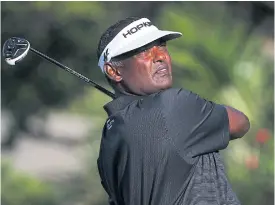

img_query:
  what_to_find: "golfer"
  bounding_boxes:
[97,17,250,205]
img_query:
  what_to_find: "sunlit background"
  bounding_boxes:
[1,2,274,205]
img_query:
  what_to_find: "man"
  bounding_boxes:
[96,17,250,205]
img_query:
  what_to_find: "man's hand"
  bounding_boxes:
[225,106,250,140]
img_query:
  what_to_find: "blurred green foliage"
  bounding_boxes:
[1,161,58,205]
[1,1,274,205]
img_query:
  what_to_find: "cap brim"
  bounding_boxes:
[111,30,182,59]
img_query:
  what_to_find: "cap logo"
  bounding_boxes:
[103,48,109,62]
[122,21,153,38]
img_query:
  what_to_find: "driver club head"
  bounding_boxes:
[2,37,30,65]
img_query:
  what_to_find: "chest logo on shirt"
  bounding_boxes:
[107,118,114,130]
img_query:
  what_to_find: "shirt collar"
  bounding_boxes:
[103,94,144,116]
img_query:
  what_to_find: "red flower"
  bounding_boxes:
[256,128,270,144]
[245,155,259,170]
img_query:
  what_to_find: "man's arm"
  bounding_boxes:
[224,106,250,140]
[159,88,252,157]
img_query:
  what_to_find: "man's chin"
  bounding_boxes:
[153,77,172,91]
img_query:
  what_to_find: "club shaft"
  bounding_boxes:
[29,47,115,99]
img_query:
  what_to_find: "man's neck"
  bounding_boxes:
[114,84,141,98]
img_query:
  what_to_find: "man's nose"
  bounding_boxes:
[152,46,166,62]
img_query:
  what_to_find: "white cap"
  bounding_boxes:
[98,18,182,72]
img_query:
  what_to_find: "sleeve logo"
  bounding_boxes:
[107,118,114,130]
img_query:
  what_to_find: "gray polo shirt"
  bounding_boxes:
[97,88,241,205]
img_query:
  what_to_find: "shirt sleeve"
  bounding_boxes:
[159,88,230,159]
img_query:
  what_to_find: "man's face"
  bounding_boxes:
[117,40,173,95]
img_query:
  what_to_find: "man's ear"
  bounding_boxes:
[104,63,122,82]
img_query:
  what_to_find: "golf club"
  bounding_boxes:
[2,37,115,99]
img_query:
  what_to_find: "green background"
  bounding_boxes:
[1,2,274,205]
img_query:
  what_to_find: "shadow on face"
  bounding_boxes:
[105,39,173,96]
